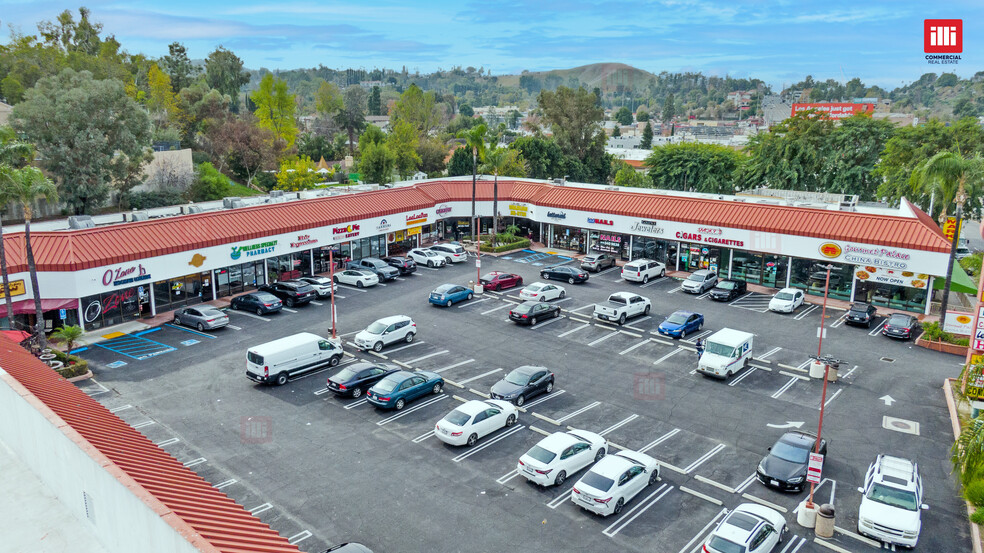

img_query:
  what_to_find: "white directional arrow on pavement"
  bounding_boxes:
[880,395,896,406]
[766,421,805,429]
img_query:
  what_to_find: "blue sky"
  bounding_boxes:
[1,0,981,90]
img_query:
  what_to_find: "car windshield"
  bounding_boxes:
[686,274,704,281]
[717,281,736,290]
[366,321,388,334]
[666,313,687,325]
[775,292,795,301]
[512,303,532,314]
[255,293,278,302]
[850,304,869,314]
[887,315,911,326]
[867,484,919,511]
[706,536,745,553]
[332,368,357,381]
[705,341,735,357]
[374,377,400,393]
[526,284,544,292]
[443,409,471,426]
[580,471,614,492]
[770,440,810,464]
[585,256,599,262]
[526,445,556,464]
[505,369,531,386]
[434,285,453,294]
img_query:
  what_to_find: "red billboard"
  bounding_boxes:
[791,103,874,119]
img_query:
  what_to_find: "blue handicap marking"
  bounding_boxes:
[180,339,200,346]
[94,330,177,361]
[106,360,128,369]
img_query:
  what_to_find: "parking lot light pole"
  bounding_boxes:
[329,249,337,340]
[807,264,834,509]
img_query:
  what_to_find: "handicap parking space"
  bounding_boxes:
[728,292,773,313]
[90,328,178,360]
[499,249,575,268]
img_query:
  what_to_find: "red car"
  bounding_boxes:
[480,271,523,291]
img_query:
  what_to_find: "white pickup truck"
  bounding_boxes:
[594,292,651,325]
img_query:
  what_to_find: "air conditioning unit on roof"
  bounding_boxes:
[185,205,204,214]
[222,197,243,209]
[130,211,149,222]
[269,190,285,198]
[68,215,95,229]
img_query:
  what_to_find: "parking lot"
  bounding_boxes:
[74,251,969,553]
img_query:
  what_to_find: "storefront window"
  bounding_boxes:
[789,259,852,300]
[216,261,265,297]
[152,273,208,313]
[854,278,928,313]
[678,244,730,275]
[590,232,627,259]
[81,287,142,331]
[731,251,788,287]
[631,237,677,266]
[550,225,586,253]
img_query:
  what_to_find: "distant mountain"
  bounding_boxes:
[498,63,657,91]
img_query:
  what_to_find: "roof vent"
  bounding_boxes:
[269,190,285,198]
[68,215,95,229]
[130,211,149,222]
[222,197,244,209]
[605,186,619,191]
[553,177,567,186]
[185,205,203,214]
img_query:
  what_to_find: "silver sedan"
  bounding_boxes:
[173,306,229,331]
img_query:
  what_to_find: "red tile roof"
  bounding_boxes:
[0,334,300,553]
[0,180,949,273]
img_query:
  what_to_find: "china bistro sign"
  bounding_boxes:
[819,241,910,270]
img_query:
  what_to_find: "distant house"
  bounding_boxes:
[0,101,11,127]
[366,115,391,132]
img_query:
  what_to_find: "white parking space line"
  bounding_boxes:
[339,330,360,338]
[344,398,369,410]
[587,331,620,347]
[729,292,752,304]
[652,348,684,366]
[376,395,448,426]
[793,304,819,320]
[759,346,782,359]
[639,428,680,453]
[548,485,577,509]
[155,438,179,447]
[599,414,639,436]
[405,350,449,364]
[452,425,526,463]
[310,300,323,306]
[556,402,601,423]
[594,266,619,277]
[228,311,271,322]
[821,389,842,410]
[551,297,574,305]
[457,368,502,385]
[314,387,332,396]
[287,531,312,545]
[628,315,651,326]
[481,304,512,315]
[869,320,887,336]
[497,469,521,484]
[386,341,426,354]
[602,484,673,537]
[830,312,849,328]
[524,390,565,409]
[226,324,242,330]
[434,359,475,373]
[412,430,435,443]
[728,367,758,387]
[771,377,798,399]
[567,304,596,314]
[248,502,273,515]
[281,307,298,313]
[109,404,133,413]
[214,478,237,489]
[667,285,683,294]
[677,508,729,553]
[419,266,441,271]
[334,295,346,299]
[558,323,590,338]
[640,278,664,288]
[697,290,713,299]
[841,365,858,379]
[459,297,491,308]
[619,339,651,356]
[132,421,155,429]
[376,282,388,287]
[532,316,565,329]
[735,473,757,493]
[779,536,807,553]
[337,284,369,292]
[683,444,726,473]
[182,457,207,468]
[692,329,713,340]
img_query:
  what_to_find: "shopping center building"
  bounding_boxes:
[0,177,956,332]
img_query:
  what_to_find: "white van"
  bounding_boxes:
[697,328,754,379]
[429,243,468,263]
[246,332,344,386]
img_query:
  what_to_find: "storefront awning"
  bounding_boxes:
[933,264,978,295]
[0,330,31,342]
[9,298,77,315]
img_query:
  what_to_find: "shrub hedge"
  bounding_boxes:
[480,238,531,253]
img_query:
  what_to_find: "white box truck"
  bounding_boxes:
[246,332,343,386]
[697,328,754,379]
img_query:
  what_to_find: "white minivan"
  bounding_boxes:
[246,332,344,386]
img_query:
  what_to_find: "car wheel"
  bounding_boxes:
[329,355,341,367]
[405,332,415,343]
[515,395,525,407]
[726,370,733,378]
[467,293,473,300]
[866,320,871,329]
[546,381,554,393]
[173,317,181,326]
[373,341,384,352]
[568,277,575,284]
[644,305,650,315]
[539,296,547,302]
[660,269,666,277]
[560,290,566,299]
[555,471,567,486]
[680,329,686,339]
[643,275,650,284]
[506,414,517,427]
[553,309,560,319]
[541,273,549,280]
[395,398,406,410]
[286,298,295,307]
[494,284,501,291]
[649,470,659,485]
[446,257,452,264]
[351,387,362,399]
[595,448,606,462]
[275,372,289,386]
[618,313,626,325]
[613,498,625,515]
[433,382,443,394]
[530,317,538,326]
[256,308,264,316]
[356,281,364,289]
[231,303,239,310]
[428,260,435,268]
[467,433,478,446]
[446,300,453,307]
[699,320,704,329]
[197,322,205,332]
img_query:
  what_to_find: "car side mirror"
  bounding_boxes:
[857,487,865,493]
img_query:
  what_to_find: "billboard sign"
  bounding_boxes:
[791,103,875,119]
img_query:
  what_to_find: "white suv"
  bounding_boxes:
[429,243,468,263]
[857,454,927,548]
[354,315,417,352]
[621,259,665,284]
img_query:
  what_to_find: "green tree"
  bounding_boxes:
[250,73,297,154]
[146,63,182,135]
[446,147,472,177]
[611,126,621,137]
[481,147,525,241]
[0,128,33,321]
[915,151,984,224]
[161,42,197,94]
[387,120,421,179]
[338,85,367,156]
[640,121,654,149]
[315,80,343,117]
[647,143,744,194]
[187,162,230,201]
[359,141,395,185]
[358,124,386,151]
[297,132,335,163]
[7,166,57,346]
[613,106,633,126]
[662,93,675,124]
[614,163,650,187]
[954,96,979,119]
[538,86,604,158]
[368,85,382,116]
[11,68,151,214]
[820,114,895,200]
[50,324,83,353]
[736,110,834,192]
[507,109,521,129]
[459,103,474,117]
[177,82,230,148]
[391,83,441,137]
[417,137,448,176]
[214,114,276,189]
[205,47,249,112]
[636,108,650,122]
[275,156,322,191]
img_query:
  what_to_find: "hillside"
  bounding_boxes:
[498,63,657,91]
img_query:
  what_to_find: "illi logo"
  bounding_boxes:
[230,246,242,260]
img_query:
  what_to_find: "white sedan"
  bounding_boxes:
[333,269,379,288]
[408,248,447,268]
[519,282,566,302]
[518,429,608,486]
[702,503,787,553]
[570,449,660,516]
[434,399,518,446]
[297,275,336,298]
[769,287,804,313]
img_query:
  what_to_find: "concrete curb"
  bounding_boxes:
[680,485,724,506]
[66,370,93,383]
[740,493,787,513]
[813,538,852,553]
[833,526,881,548]
[532,412,560,426]
[944,377,984,553]
[444,379,465,389]
[392,360,413,369]
[694,475,736,494]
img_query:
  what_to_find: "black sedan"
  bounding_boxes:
[540,265,589,284]
[883,313,919,340]
[509,301,561,325]
[490,365,555,406]
[326,362,400,399]
[845,302,877,328]
[383,256,417,275]
[229,291,283,315]
[709,279,747,301]
[757,431,827,493]
[258,281,317,307]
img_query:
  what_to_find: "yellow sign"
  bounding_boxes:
[968,356,984,401]
[508,203,529,217]
[407,226,422,237]
[943,217,962,243]
[0,279,26,299]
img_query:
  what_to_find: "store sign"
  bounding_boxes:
[332,224,361,239]
[0,279,26,299]
[588,217,614,226]
[853,266,928,289]
[290,234,319,248]
[406,212,428,225]
[818,242,842,258]
[629,219,665,235]
[944,311,975,335]
[843,245,910,270]
[407,226,422,237]
[547,211,567,219]
[509,203,529,217]
[102,263,151,287]
[943,217,961,243]
[376,218,392,232]
[231,240,277,260]
[595,234,622,253]
[675,231,744,247]
[188,253,206,268]
[436,204,452,218]
[84,288,137,324]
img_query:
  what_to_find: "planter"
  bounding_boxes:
[66,370,93,383]
[916,335,969,356]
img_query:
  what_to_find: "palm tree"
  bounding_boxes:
[0,129,33,325]
[7,167,57,347]
[481,147,511,245]
[954,415,984,485]
[458,124,487,239]
[51,324,83,354]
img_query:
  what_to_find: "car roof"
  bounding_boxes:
[374,315,411,324]
[510,365,544,376]
[197,306,224,314]
[590,453,637,477]
[777,431,816,447]
[887,313,914,322]
[252,291,278,300]
[625,259,652,265]
[669,310,696,317]
[434,283,458,291]
[525,282,548,289]
[537,431,580,453]
[345,361,388,372]
[382,370,415,381]
[850,302,871,309]
[873,455,918,489]
[455,399,502,416]
[693,269,714,275]
[777,287,799,293]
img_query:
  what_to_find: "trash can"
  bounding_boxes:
[815,503,835,538]
[809,360,826,379]
[826,364,839,382]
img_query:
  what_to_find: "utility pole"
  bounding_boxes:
[807,265,833,510]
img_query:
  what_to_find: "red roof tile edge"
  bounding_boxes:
[0,334,300,553]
